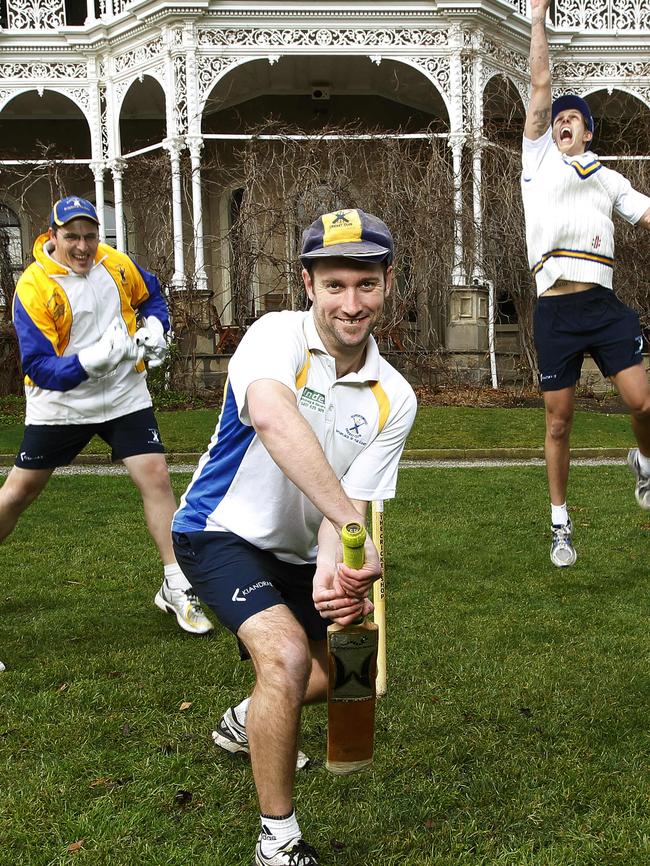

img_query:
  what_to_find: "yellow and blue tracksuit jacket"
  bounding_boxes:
[13,233,170,425]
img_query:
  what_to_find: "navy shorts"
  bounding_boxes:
[15,407,165,469]
[172,530,324,650]
[534,286,644,391]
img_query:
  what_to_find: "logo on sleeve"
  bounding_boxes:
[46,289,66,321]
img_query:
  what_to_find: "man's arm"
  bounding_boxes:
[246,378,366,532]
[637,207,650,231]
[524,0,552,142]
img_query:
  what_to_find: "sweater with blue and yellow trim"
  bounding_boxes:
[13,234,170,425]
[521,127,650,296]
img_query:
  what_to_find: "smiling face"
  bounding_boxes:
[552,109,593,156]
[303,258,392,374]
[48,218,99,275]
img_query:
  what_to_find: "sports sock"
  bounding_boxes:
[258,809,300,856]
[637,451,650,476]
[163,562,192,592]
[233,696,251,726]
[551,503,569,526]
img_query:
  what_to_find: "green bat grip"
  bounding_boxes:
[341,521,366,569]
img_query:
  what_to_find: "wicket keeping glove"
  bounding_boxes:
[134,316,168,368]
[78,317,139,379]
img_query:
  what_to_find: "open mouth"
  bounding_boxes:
[560,127,573,143]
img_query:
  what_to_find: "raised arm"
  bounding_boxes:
[524,0,552,141]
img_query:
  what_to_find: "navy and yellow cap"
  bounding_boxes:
[552,94,594,135]
[300,209,393,266]
[50,196,99,228]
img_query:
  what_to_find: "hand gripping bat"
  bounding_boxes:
[326,520,379,774]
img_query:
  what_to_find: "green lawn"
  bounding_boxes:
[1,469,648,865]
[0,405,638,456]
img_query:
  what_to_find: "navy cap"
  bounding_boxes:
[552,94,594,135]
[50,196,99,228]
[300,209,393,266]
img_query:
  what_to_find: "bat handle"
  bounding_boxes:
[341,521,366,625]
[341,521,366,569]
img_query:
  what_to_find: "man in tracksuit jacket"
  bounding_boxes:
[0,195,212,643]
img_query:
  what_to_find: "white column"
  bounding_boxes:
[448,135,466,286]
[472,138,485,284]
[90,161,106,242]
[109,158,127,252]
[186,135,207,291]
[85,0,96,22]
[163,137,186,289]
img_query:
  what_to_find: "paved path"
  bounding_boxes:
[0,456,628,476]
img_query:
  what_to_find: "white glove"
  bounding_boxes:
[78,317,139,379]
[134,316,168,368]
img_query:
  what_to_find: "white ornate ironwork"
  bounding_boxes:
[555,0,650,31]
[6,0,65,30]
[99,84,109,159]
[68,87,90,111]
[197,56,243,105]
[404,56,451,101]
[0,62,86,80]
[553,60,650,80]
[173,54,188,136]
[113,38,164,74]
[197,27,450,50]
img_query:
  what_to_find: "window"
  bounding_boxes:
[0,203,23,308]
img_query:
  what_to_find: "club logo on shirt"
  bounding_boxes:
[148,428,161,444]
[336,413,369,445]
[119,266,127,284]
[299,386,326,414]
[346,414,367,437]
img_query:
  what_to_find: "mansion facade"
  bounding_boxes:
[1,0,649,389]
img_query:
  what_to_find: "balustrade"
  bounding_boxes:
[1,0,648,32]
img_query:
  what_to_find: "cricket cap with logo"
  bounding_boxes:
[50,196,99,228]
[551,94,595,135]
[300,208,394,266]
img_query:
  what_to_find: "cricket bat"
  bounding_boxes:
[326,520,379,775]
[371,500,387,697]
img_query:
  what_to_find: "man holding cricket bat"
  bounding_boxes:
[172,208,416,866]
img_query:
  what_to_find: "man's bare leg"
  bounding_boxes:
[0,467,53,542]
[611,363,650,455]
[238,605,312,817]
[543,385,576,507]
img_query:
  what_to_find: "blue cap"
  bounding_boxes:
[552,95,594,135]
[300,209,393,266]
[50,196,99,228]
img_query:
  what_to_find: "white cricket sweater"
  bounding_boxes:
[521,127,650,296]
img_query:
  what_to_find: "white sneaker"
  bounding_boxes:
[0,660,5,673]
[255,838,319,866]
[212,706,310,770]
[550,519,577,567]
[627,448,650,510]
[154,581,214,634]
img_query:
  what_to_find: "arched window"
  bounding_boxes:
[0,203,23,308]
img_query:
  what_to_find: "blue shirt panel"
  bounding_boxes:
[172,383,256,532]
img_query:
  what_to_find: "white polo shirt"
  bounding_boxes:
[173,310,417,564]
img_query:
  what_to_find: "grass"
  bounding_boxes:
[0,404,638,456]
[1,468,649,865]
